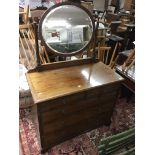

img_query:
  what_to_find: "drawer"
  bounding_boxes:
[40,99,114,135]
[65,92,86,103]
[38,98,65,113]
[39,91,117,125]
[38,83,120,113]
[100,82,120,94]
[41,110,112,148]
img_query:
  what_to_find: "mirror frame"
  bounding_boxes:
[39,2,95,56]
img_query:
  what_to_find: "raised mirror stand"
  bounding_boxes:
[39,3,94,56]
[26,2,124,153]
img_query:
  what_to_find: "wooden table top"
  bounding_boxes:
[116,65,135,82]
[26,61,123,104]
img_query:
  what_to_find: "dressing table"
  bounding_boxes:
[26,2,124,153]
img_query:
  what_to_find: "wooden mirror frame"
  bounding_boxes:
[39,2,95,57]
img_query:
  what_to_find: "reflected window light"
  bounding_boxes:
[81,70,89,79]
[44,20,71,29]
[81,70,102,86]
[90,78,101,86]
[74,25,87,28]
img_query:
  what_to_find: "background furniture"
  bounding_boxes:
[115,49,135,93]
[19,23,51,69]
[19,24,37,69]
[107,34,124,67]
[19,64,33,108]
[98,127,135,155]
[19,5,30,26]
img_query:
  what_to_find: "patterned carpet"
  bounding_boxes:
[19,97,135,155]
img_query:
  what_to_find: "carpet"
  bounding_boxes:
[19,97,135,155]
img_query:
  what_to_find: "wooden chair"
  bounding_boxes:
[88,35,121,69]
[19,5,30,26]
[96,46,111,65]
[86,22,119,69]
[81,1,94,13]
[98,128,135,155]
[95,19,124,69]
[122,48,135,72]
[19,24,35,69]
[19,24,50,70]
[114,48,135,93]
[107,34,124,68]
[108,21,122,35]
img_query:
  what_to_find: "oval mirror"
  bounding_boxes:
[39,2,95,56]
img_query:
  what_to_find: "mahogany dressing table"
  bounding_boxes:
[26,2,124,153]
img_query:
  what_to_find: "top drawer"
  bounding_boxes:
[38,82,120,113]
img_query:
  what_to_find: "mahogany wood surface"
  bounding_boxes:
[26,60,124,153]
[27,58,96,73]
[26,61,123,103]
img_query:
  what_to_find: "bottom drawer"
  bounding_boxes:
[40,109,112,150]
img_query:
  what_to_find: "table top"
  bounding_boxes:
[108,34,124,42]
[124,23,135,27]
[116,65,135,81]
[26,61,123,104]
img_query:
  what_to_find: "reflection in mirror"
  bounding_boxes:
[41,4,94,55]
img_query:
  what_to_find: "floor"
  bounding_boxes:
[19,94,135,155]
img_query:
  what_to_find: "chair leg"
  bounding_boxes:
[110,55,119,69]
[109,42,118,67]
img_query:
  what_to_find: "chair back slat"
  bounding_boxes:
[19,25,37,69]
[21,29,36,60]
[19,34,34,69]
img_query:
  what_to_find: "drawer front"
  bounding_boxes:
[38,90,118,125]
[40,98,115,134]
[41,110,111,148]
[38,82,120,112]
[37,83,120,150]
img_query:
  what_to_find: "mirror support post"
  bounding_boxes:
[33,22,41,67]
[92,18,99,61]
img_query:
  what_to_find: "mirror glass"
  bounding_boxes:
[40,4,94,55]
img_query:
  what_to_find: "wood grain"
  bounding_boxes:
[27,60,124,153]
[26,61,123,103]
